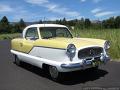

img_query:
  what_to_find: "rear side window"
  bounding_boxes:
[26,27,39,40]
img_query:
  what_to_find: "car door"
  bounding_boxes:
[20,27,39,53]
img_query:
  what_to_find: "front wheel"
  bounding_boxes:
[49,66,63,81]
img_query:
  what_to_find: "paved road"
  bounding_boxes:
[0,40,120,90]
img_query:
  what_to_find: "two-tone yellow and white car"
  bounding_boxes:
[11,24,110,81]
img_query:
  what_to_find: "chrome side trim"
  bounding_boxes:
[61,63,81,69]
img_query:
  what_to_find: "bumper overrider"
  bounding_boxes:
[61,55,110,69]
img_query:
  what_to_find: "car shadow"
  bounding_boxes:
[16,62,49,78]
[59,68,108,85]
[16,62,108,85]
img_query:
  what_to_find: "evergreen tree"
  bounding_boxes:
[38,20,43,24]
[62,18,67,25]
[115,16,120,28]
[102,17,115,29]
[0,16,9,25]
[18,19,26,32]
[55,20,59,24]
[80,18,85,29]
[108,17,115,28]
[0,16,10,33]
[12,23,21,33]
[84,18,91,28]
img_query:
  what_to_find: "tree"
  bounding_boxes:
[0,16,9,25]
[84,18,91,28]
[74,19,80,29]
[104,17,115,28]
[0,16,10,33]
[79,18,85,29]
[102,17,115,29]
[62,18,67,25]
[18,19,26,32]
[115,16,120,28]
[38,20,43,24]
[102,20,107,28]
[11,23,21,33]
[55,20,59,24]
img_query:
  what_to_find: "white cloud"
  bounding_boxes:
[47,4,58,11]
[0,4,13,12]
[93,0,102,3]
[25,0,81,17]
[26,0,49,5]
[80,0,102,3]
[48,6,80,17]
[80,0,86,2]
[95,11,115,17]
[46,16,63,21]
[91,7,116,17]
[91,8,102,13]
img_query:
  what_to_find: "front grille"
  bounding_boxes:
[78,47,103,59]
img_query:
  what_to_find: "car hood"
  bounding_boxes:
[35,37,106,49]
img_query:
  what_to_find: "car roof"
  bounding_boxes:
[27,24,67,28]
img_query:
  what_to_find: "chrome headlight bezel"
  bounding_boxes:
[66,44,76,61]
[104,40,110,50]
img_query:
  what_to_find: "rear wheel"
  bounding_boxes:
[14,55,21,66]
[49,66,63,81]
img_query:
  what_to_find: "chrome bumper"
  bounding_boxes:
[61,56,110,69]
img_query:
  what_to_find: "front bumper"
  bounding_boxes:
[61,56,110,69]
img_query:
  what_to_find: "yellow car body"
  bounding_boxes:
[11,37,105,53]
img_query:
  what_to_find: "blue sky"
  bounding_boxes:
[0,0,120,21]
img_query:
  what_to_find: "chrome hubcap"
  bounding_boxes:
[49,66,59,79]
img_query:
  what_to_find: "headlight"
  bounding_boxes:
[66,44,76,61]
[104,41,110,50]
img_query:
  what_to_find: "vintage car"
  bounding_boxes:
[11,24,110,81]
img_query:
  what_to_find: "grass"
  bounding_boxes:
[0,33,21,40]
[71,29,120,59]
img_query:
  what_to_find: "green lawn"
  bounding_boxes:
[72,29,120,59]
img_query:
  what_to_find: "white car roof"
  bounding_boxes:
[23,24,68,38]
[27,24,67,28]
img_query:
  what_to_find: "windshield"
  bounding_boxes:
[40,27,73,39]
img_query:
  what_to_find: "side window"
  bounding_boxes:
[56,29,65,37]
[26,27,39,40]
[40,28,53,39]
[56,28,72,38]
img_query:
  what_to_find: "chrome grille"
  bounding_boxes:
[78,47,103,59]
